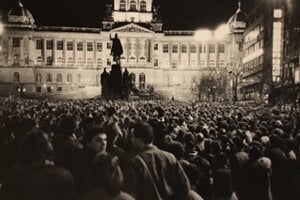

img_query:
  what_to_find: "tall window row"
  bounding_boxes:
[161,43,226,54]
[34,39,106,52]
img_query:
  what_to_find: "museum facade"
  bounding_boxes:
[0,0,245,100]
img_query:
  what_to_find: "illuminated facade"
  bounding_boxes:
[241,0,287,102]
[0,0,245,100]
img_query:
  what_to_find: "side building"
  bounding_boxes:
[241,0,292,103]
[0,0,245,100]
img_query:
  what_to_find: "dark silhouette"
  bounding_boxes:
[122,68,131,100]
[110,33,123,65]
[101,68,110,100]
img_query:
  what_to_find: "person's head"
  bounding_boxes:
[83,126,107,153]
[115,33,118,38]
[87,154,123,195]
[56,115,77,135]
[18,130,54,166]
[131,121,154,150]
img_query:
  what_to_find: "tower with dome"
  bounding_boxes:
[0,0,246,100]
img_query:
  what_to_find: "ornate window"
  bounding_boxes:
[172,45,178,53]
[129,0,137,11]
[139,73,146,89]
[67,74,73,83]
[35,73,42,83]
[67,57,74,66]
[12,37,20,48]
[218,60,225,68]
[120,0,126,11]
[77,42,83,51]
[46,40,53,50]
[163,44,169,53]
[56,74,62,82]
[130,73,136,87]
[46,56,53,65]
[36,39,43,50]
[209,44,215,53]
[56,41,63,50]
[13,72,20,83]
[13,54,20,65]
[77,58,84,67]
[67,41,74,51]
[139,56,146,63]
[96,42,103,52]
[87,58,93,68]
[36,56,43,65]
[219,43,225,53]
[190,44,197,53]
[97,58,102,67]
[57,57,64,66]
[209,60,215,68]
[140,1,147,12]
[87,42,93,51]
[46,73,52,82]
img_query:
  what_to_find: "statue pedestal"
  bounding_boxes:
[109,64,122,100]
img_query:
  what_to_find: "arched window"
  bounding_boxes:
[67,57,74,66]
[57,57,64,66]
[67,74,73,83]
[218,60,225,68]
[139,56,146,64]
[129,0,137,11]
[87,58,93,68]
[209,60,215,68]
[129,56,136,64]
[36,56,43,65]
[46,56,53,65]
[120,0,126,11]
[97,58,102,67]
[130,73,136,87]
[77,58,84,67]
[139,73,146,89]
[140,1,147,11]
[13,72,20,83]
[35,73,42,83]
[13,54,20,65]
[46,73,52,82]
[56,74,62,83]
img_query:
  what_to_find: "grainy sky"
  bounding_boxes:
[0,0,256,29]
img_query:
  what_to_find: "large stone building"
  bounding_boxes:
[0,0,245,100]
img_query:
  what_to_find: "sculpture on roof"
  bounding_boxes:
[104,3,113,20]
[153,5,161,22]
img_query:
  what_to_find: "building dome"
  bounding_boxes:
[228,1,247,32]
[8,0,35,25]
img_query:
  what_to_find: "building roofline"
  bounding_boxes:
[36,26,102,33]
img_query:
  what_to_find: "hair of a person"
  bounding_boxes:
[17,130,54,166]
[56,115,77,135]
[87,154,123,196]
[132,120,154,144]
[82,125,106,145]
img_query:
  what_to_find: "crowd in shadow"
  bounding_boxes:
[0,98,300,200]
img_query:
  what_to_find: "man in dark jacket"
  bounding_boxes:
[128,121,190,200]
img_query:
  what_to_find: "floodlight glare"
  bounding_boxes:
[195,29,212,41]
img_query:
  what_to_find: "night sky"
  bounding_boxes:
[0,0,256,30]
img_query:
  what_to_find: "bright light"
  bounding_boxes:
[215,24,230,40]
[195,29,212,41]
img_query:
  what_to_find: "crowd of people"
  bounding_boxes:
[0,97,300,200]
